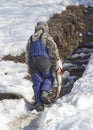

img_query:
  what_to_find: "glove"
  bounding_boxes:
[56,59,63,71]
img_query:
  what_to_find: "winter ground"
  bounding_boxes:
[0,0,93,130]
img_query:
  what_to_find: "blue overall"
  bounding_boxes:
[29,34,54,103]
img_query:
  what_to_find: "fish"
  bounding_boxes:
[56,68,62,98]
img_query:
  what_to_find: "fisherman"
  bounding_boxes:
[25,21,62,111]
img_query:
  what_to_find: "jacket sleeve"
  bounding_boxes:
[45,33,60,61]
[25,38,30,65]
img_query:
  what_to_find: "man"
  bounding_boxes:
[25,21,62,111]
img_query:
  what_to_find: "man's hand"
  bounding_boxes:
[56,59,63,71]
[57,68,62,75]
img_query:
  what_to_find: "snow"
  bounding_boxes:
[0,61,34,103]
[0,0,93,130]
[71,53,86,58]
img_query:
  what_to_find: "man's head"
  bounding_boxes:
[35,21,49,33]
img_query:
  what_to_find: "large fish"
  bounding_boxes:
[56,68,62,98]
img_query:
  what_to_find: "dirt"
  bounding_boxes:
[48,5,93,60]
[2,52,25,63]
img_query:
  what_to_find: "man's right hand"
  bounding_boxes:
[57,68,62,75]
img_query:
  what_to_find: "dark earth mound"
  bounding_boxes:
[48,5,93,59]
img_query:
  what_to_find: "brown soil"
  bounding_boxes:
[2,52,25,63]
[0,93,22,100]
[48,5,93,60]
